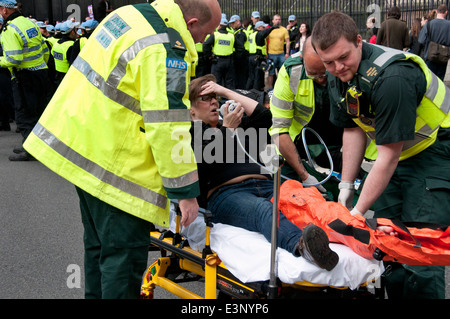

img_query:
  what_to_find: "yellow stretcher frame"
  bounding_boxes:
[140,206,383,299]
[140,156,385,299]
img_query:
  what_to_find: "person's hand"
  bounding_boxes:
[302,174,326,192]
[178,198,199,227]
[338,181,355,210]
[222,102,244,129]
[377,226,398,237]
[200,81,225,96]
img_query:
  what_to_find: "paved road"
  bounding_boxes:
[0,122,448,299]
[0,123,201,299]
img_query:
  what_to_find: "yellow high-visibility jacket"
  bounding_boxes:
[0,13,48,71]
[269,53,315,141]
[24,0,200,227]
[51,38,74,73]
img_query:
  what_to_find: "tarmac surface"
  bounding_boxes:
[0,60,449,299]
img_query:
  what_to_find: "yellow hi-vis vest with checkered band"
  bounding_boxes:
[23,0,200,227]
[212,31,234,56]
[338,44,450,161]
[269,52,315,141]
[0,15,48,71]
[51,39,74,73]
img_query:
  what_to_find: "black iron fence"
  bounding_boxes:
[218,0,450,37]
[17,0,450,35]
[18,0,146,23]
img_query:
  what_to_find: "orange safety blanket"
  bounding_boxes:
[278,179,450,266]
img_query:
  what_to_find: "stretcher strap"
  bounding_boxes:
[328,219,371,245]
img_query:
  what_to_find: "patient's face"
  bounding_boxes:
[191,93,220,127]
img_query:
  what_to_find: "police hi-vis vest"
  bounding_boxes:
[24,1,200,227]
[269,52,315,141]
[0,15,48,71]
[212,31,234,56]
[52,39,75,73]
[248,31,266,55]
[329,44,450,161]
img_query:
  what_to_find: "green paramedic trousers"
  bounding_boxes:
[373,131,450,299]
[76,187,152,299]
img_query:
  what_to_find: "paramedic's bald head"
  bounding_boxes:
[303,37,327,85]
[176,0,221,43]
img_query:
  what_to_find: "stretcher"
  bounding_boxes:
[140,156,385,299]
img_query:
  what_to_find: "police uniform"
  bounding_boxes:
[203,21,236,89]
[0,0,49,161]
[328,42,450,299]
[68,19,99,66]
[246,22,267,91]
[229,16,249,89]
[24,0,200,298]
[51,20,79,85]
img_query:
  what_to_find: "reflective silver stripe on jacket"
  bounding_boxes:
[272,117,292,128]
[32,122,168,210]
[72,33,170,116]
[142,109,191,123]
[289,64,302,96]
[373,46,450,115]
[161,170,198,189]
[271,95,292,111]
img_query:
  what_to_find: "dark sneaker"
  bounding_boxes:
[297,224,339,271]
[8,151,36,162]
[13,146,25,154]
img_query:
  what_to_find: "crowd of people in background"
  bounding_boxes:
[0,1,106,160]
[197,5,449,95]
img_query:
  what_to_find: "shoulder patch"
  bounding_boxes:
[167,28,186,51]
[103,13,131,39]
[26,27,39,39]
[166,58,187,70]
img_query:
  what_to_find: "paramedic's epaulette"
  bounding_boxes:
[355,59,382,93]
[283,52,303,77]
[167,28,187,51]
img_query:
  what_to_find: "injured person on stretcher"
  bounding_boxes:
[187,74,396,272]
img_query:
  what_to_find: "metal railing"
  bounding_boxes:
[218,0,449,36]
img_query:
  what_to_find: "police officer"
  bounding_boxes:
[51,20,79,86]
[246,20,268,91]
[68,19,99,66]
[203,17,242,89]
[194,34,211,78]
[228,15,248,89]
[0,0,49,161]
[24,0,221,299]
[312,11,450,299]
[0,14,14,131]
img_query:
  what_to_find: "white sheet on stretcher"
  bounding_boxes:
[169,206,383,290]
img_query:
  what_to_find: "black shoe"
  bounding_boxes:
[13,146,25,154]
[8,151,36,161]
[297,224,339,271]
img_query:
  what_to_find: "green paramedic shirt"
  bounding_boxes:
[329,45,427,146]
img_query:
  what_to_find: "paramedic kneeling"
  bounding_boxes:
[312,11,450,299]
[188,74,339,271]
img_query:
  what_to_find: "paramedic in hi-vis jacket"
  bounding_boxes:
[312,11,450,299]
[24,0,221,299]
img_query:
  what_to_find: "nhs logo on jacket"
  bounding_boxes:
[166,58,187,71]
